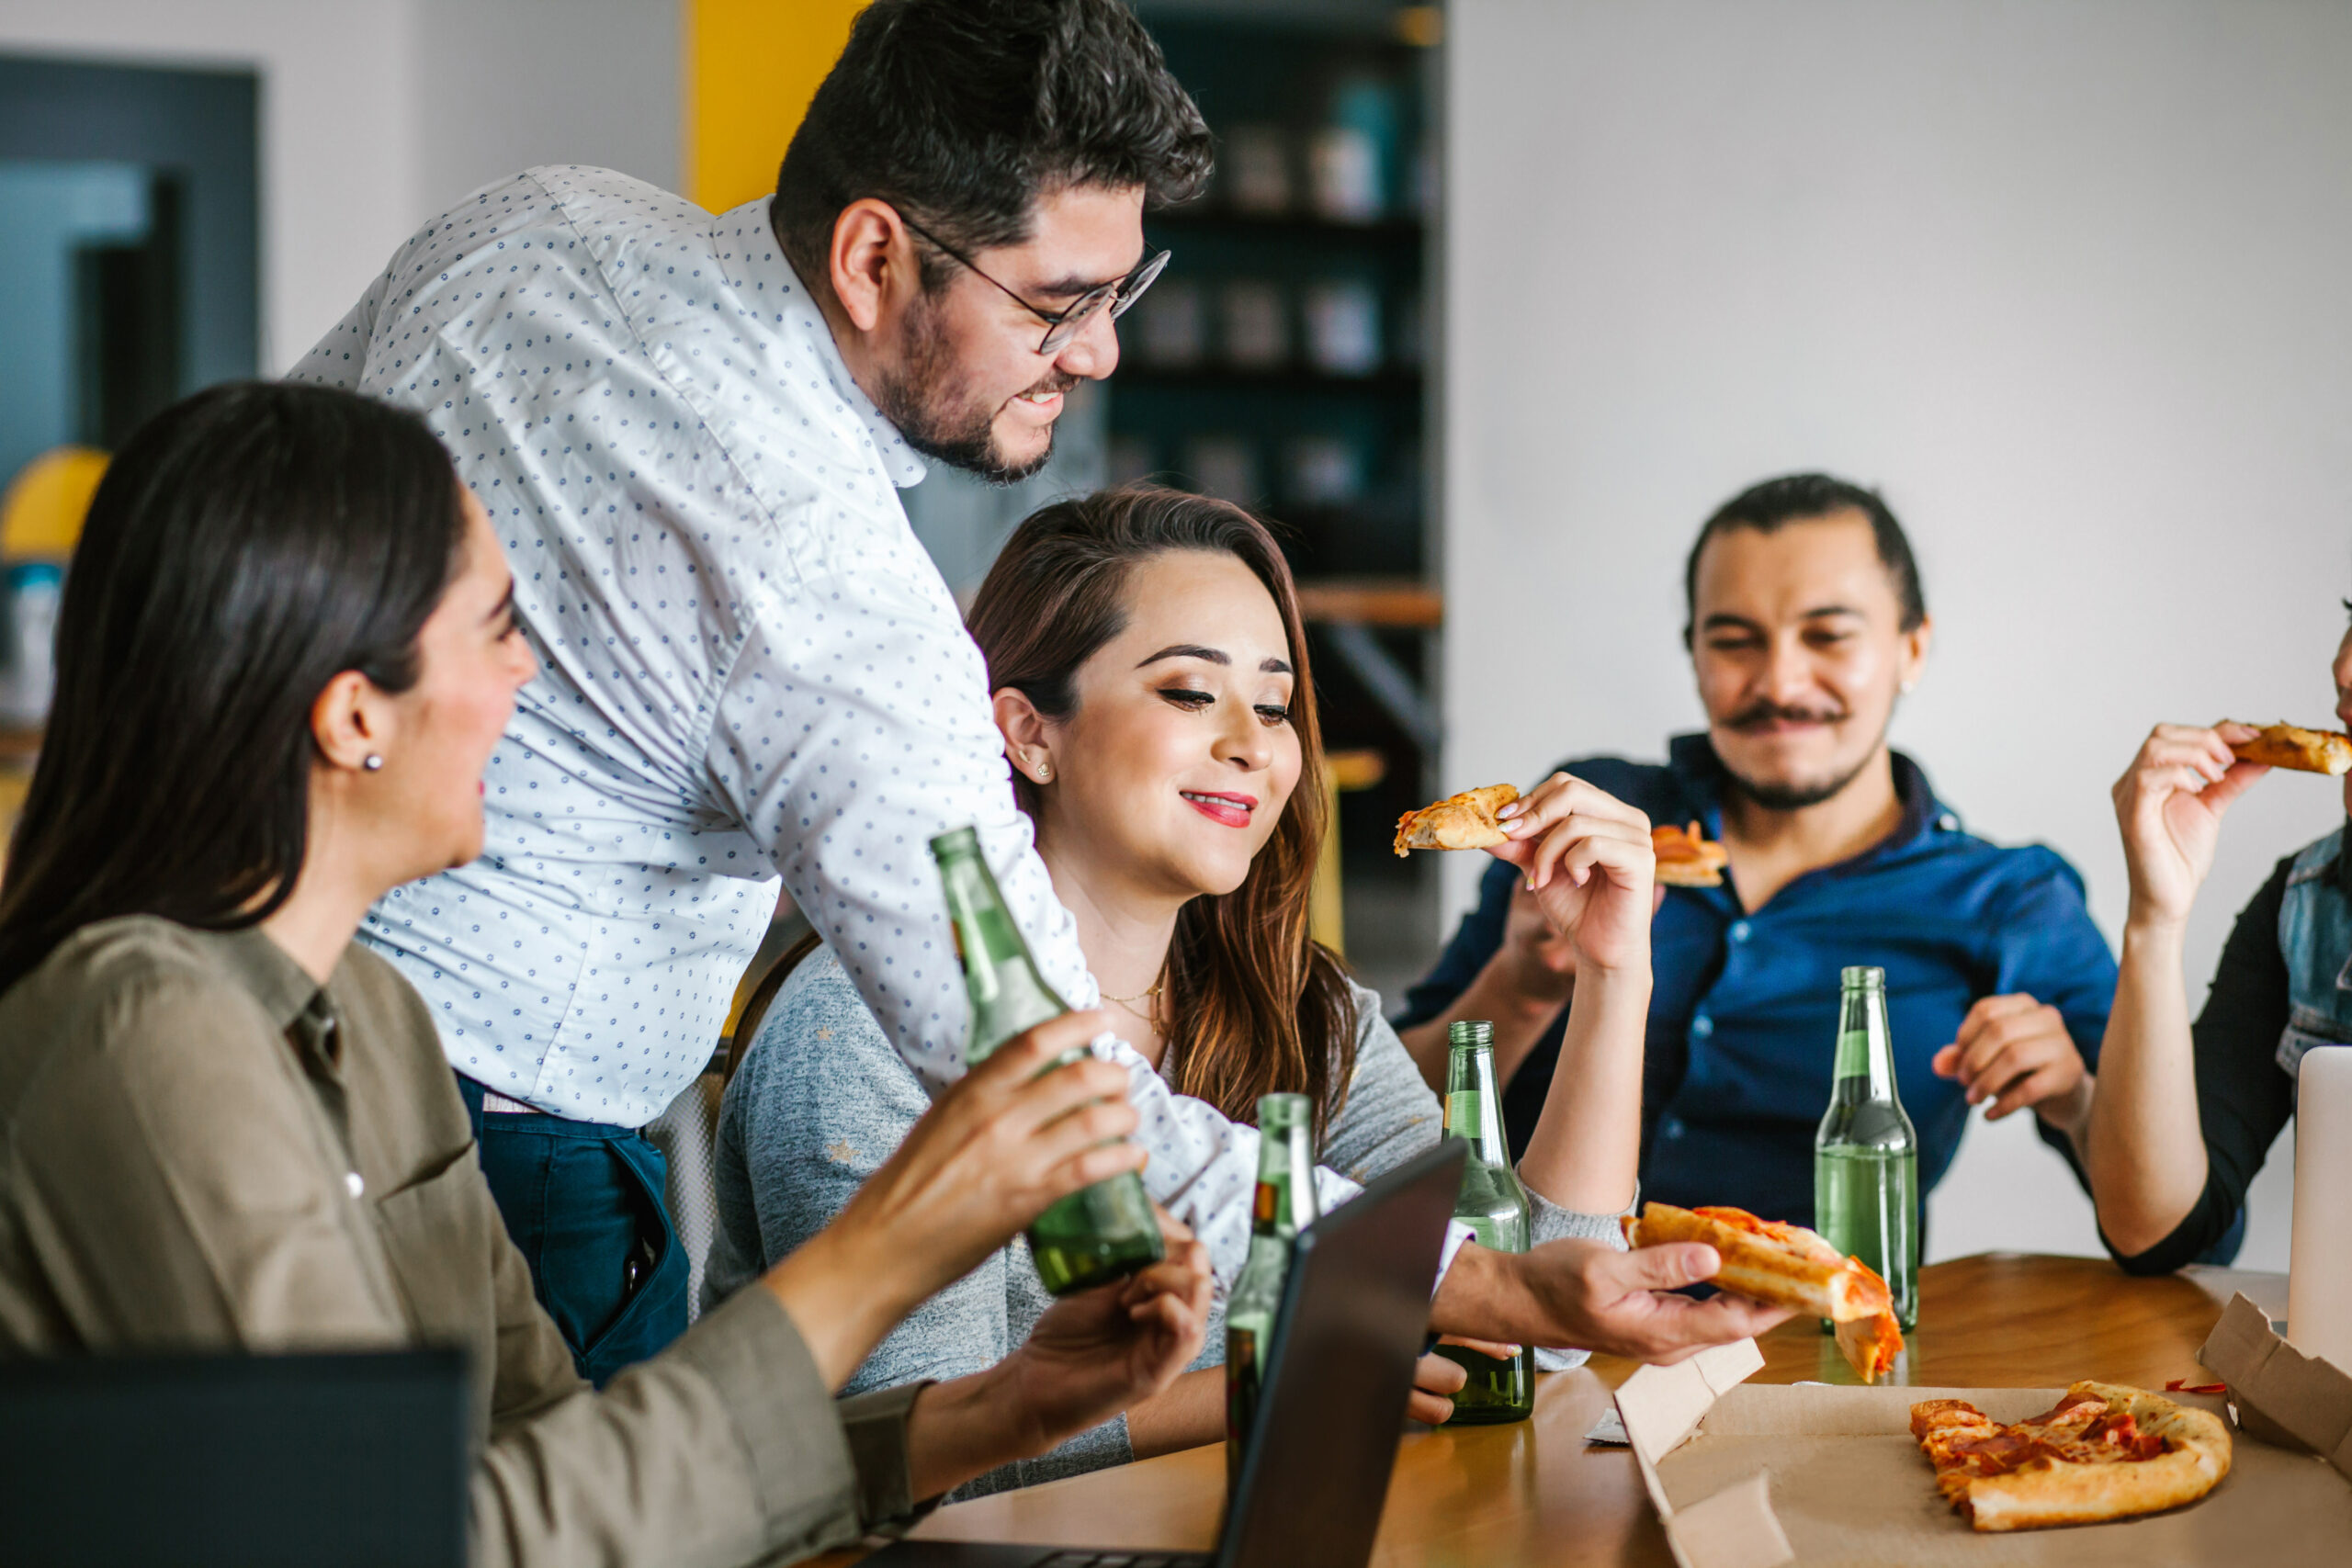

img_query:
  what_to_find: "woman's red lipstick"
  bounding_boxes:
[1180,789,1256,828]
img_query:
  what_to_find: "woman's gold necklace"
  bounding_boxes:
[1102,976,1164,1021]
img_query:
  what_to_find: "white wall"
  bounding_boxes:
[0,0,677,372]
[1445,0,2352,1269]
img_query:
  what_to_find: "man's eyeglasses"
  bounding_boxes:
[901,214,1170,356]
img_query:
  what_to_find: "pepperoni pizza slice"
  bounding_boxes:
[1910,1382,2231,1531]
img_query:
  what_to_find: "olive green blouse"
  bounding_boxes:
[0,915,925,1568]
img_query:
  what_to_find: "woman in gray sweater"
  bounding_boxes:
[711,486,1662,1495]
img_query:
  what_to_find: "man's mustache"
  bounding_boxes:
[1022,371,1080,400]
[1723,700,1848,730]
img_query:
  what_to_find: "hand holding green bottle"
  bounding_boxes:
[762,1006,1150,1387]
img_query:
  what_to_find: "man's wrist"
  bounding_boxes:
[1430,1242,1536,1343]
[1488,951,1575,1016]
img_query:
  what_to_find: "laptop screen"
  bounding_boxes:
[1220,1141,1465,1568]
[0,1348,469,1568]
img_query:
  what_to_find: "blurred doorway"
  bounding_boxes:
[0,56,257,486]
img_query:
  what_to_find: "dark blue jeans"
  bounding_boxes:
[457,1076,688,1387]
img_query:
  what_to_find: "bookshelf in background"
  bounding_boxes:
[1123,5,1442,964]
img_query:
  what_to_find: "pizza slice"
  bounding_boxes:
[1621,1201,1903,1381]
[1909,1382,2231,1531]
[1652,820,1728,886]
[1835,1304,1905,1384]
[2228,721,2352,775]
[1393,783,1520,857]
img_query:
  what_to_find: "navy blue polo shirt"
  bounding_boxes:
[1396,734,2116,1227]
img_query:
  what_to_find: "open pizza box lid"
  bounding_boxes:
[1609,1322,2352,1568]
[2198,1291,2352,1477]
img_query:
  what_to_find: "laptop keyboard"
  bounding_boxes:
[1030,1555,1211,1568]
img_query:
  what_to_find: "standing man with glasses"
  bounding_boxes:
[293,0,1190,1383]
[296,0,1781,1387]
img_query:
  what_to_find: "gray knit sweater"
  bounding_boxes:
[707,945,1624,1497]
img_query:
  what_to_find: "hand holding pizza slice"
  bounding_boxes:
[1621,1201,1904,1382]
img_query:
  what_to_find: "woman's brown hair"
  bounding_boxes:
[966,484,1359,1142]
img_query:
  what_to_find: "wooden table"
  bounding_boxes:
[819,1255,2285,1567]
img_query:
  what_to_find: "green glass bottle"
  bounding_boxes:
[1224,1091,1317,1494]
[931,827,1165,1295]
[1436,1021,1535,1423]
[1814,965,1920,1332]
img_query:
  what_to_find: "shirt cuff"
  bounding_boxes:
[1521,1176,1637,1250]
[665,1285,866,1551]
[1431,1218,1475,1295]
[836,1382,942,1535]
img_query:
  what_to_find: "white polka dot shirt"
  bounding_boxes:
[288,166,1428,1282]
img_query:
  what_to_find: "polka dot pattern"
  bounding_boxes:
[288,166,1305,1280]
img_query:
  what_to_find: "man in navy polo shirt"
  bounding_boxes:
[1397,473,2115,1226]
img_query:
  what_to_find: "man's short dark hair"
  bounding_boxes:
[773,0,1213,293]
[1681,472,1927,641]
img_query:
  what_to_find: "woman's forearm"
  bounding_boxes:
[2084,920,2209,1256]
[1397,953,1572,1093]
[1515,965,1647,1214]
[903,1365,1045,1501]
[762,1224,922,1391]
[1124,1367,1225,1458]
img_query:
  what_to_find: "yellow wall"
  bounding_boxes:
[685,0,865,215]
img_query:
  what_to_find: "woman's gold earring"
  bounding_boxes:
[1035,761,1052,783]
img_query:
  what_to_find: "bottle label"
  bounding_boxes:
[1253,1179,1278,1228]
[1445,1089,1480,1141]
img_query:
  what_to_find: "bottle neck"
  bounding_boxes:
[1251,1119,1318,1239]
[1442,1043,1512,1168]
[936,849,1067,1056]
[1830,985,1903,1105]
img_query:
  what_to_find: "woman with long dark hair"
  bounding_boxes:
[0,384,1211,1566]
[709,485,1662,1493]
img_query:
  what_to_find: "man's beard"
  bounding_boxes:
[870,293,1068,487]
[1717,698,1887,812]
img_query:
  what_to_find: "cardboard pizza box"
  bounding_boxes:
[2199,1291,2352,1478]
[1611,1335,2352,1567]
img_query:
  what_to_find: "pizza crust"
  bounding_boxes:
[1835,1306,1904,1384]
[2229,721,2352,775]
[1622,1202,1894,1327]
[1393,783,1520,856]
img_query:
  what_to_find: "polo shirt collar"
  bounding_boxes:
[733,197,929,491]
[1665,731,1950,872]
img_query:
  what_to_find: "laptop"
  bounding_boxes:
[2289,1044,2352,1369]
[869,1138,1468,1568]
[0,1348,469,1568]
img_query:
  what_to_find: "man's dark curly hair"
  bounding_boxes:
[773,0,1212,294]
